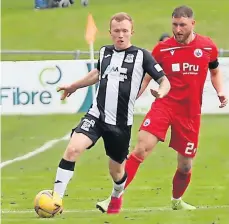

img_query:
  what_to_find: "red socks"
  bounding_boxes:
[124,154,191,199]
[124,155,191,199]
[124,153,143,189]
[172,169,191,199]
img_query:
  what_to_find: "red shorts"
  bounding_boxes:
[140,101,201,158]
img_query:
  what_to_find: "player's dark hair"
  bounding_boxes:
[172,5,194,18]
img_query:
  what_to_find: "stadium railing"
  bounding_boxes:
[1,49,229,59]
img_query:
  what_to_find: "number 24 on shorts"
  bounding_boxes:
[185,142,197,155]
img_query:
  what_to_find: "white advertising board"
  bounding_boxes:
[1,60,89,114]
[1,58,229,115]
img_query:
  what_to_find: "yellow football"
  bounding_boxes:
[34,190,63,218]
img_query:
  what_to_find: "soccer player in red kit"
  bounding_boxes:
[96,5,228,213]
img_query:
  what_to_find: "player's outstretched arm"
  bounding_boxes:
[71,68,99,89]
[210,67,228,108]
[57,68,99,100]
[151,76,171,99]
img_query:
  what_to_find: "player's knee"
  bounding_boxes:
[178,164,192,174]
[133,141,152,159]
[177,154,193,174]
[64,144,84,161]
[133,131,158,159]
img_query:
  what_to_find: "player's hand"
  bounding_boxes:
[57,85,77,100]
[217,92,228,108]
[150,89,164,98]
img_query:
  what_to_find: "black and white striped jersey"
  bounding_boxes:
[88,45,164,126]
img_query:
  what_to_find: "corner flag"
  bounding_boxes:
[85,13,97,44]
[85,13,98,100]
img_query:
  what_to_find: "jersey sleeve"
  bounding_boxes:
[208,38,219,69]
[209,39,218,62]
[97,46,106,71]
[97,59,100,71]
[151,43,162,64]
[142,49,164,81]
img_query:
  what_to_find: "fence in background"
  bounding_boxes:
[1,50,99,59]
[1,49,229,59]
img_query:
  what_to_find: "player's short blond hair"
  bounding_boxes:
[110,12,134,30]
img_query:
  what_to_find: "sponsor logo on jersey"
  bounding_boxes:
[183,63,199,75]
[102,65,128,82]
[172,63,199,75]
[172,63,180,72]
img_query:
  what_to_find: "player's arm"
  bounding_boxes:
[70,68,99,89]
[142,49,171,98]
[209,66,228,108]
[57,67,99,100]
[208,41,228,108]
[152,75,171,98]
[137,74,152,99]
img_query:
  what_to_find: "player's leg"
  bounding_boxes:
[171,153,195,210]
[106,159,127,214]
[169,115,200,210]
[96,104,171,213]
[124,130,159,188]
[54,114,101,198]
[105,130,160,214]
[100,125,131,214]
[96,130,159,214]
[124,104,172,189]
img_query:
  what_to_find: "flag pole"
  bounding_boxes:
[89,42,96,100]
[85,13,97,101]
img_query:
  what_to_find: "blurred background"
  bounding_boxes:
[1,1,229,224]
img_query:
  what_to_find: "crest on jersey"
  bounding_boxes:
[194,49,203,58]
[124,54,134,63]
[143,118,151,127]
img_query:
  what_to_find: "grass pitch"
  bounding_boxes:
[1,114,229,223]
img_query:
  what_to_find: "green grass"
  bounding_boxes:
[1,114,229,223]
[1,1,229,223]
[2,0,229,60]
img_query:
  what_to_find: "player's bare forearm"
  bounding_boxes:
[71,69,99,90]
[137,74,152,99]
[210,67,224,94]
[157,76,171,98]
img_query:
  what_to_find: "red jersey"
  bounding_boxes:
[152,34,218,116]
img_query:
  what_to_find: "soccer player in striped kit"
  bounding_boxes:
[53,12,171,214]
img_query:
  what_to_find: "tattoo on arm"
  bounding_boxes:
[156,76,164,85]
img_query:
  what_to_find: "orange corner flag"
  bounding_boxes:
[85,13,97,44]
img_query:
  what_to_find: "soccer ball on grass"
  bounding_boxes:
[34,190,63,218]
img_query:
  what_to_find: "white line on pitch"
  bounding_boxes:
[2,205,229,214]
[0,133,70,169]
